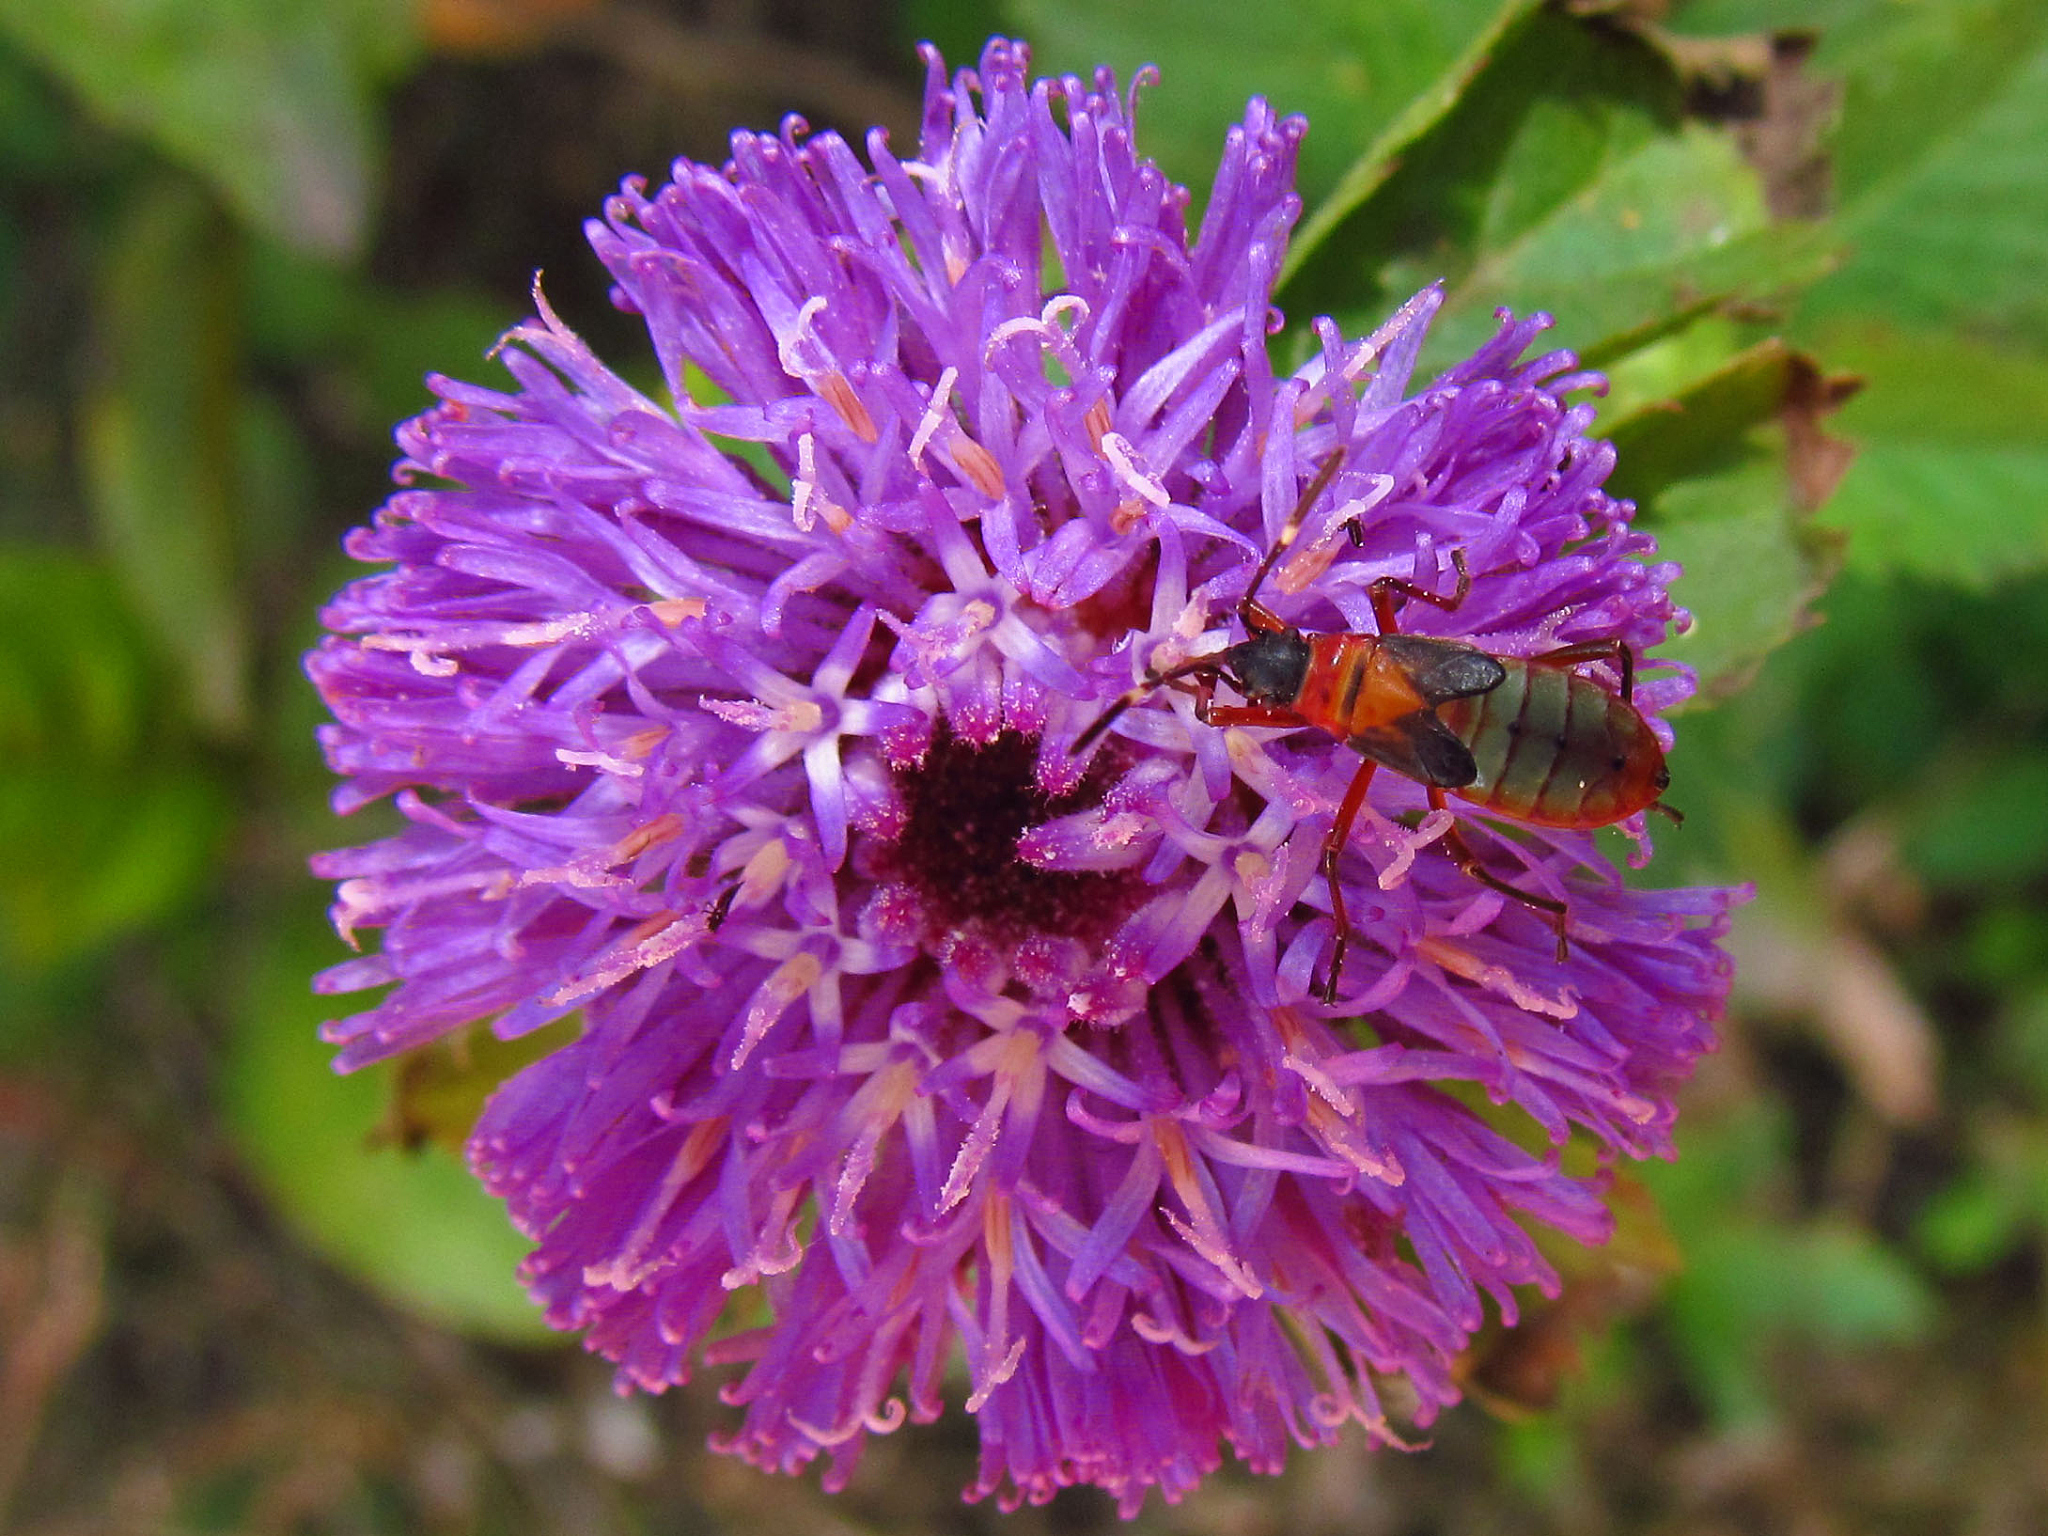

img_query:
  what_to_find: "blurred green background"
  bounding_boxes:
[2,0,2045,1530]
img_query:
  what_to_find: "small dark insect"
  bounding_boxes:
[1075,454,1677,1002]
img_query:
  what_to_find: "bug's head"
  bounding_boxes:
[1073,626,1311,756]
[1224,627,1311,706]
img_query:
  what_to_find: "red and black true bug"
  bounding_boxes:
[1075,454,1677,1001]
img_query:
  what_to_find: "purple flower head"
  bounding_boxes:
[309,39,1740,1515]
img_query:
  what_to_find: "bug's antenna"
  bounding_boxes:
[1072,451,1344,757]
[1238,449,1346,612]
[1073,656,1224,753]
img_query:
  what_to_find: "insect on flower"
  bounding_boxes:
[309,37,1744,1510]
[1076,452,1678,1001]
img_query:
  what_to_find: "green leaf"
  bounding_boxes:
[1014,0,1518,211]
[225,893,556,1343]
[1281,0,1544,285]
[1800,319,2048,587]
[1643,1107,1934,1429]
[1821,0,2048,209]
[1995,985,2048,1102]
[243,238,512,429]
[1764,0,2048,589]
[1661,0,1872,35]
[1917,1106,2048,1275]
[1496,1414,1578,1501]
[1605,338,1807,503]
[1415,132,1839,371]
[1801,0,2048,348]
[1281,5,1679,329]
[1645,456,1842,703]
[0,765,227,967]
[1777,1222,1935,1343]
[1916,1163,2026,1275]
[0,0,418,256]
[1602,332,1859,706]
[0,546,228,972]
[897,0,1008,78]
[1831,444,2048,589]
[80,180,250,738]
[0,39,88,178]
[1965,905,2048,995]
[1280,4,1843,380]
[1638,1100,1787,1218]
[1903,753,2048,888]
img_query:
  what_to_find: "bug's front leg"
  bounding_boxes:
[1317,757,1379,1005]
[1197,702,1307,729]
[1363,548,1473,635]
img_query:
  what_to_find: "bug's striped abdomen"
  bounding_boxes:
[1436,658,1667,827]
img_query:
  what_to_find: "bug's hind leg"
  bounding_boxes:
[1532,637,1636,701]
[1427,788,1571,961]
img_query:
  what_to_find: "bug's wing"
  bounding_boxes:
[1349,709,1479,788]
[1378,634,1506,705]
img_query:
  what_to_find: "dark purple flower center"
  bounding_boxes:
[873,723,1139,946]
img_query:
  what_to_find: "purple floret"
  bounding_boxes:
[308,37,1741,1515]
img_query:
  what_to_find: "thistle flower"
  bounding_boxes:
[309,38,1739,1514]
